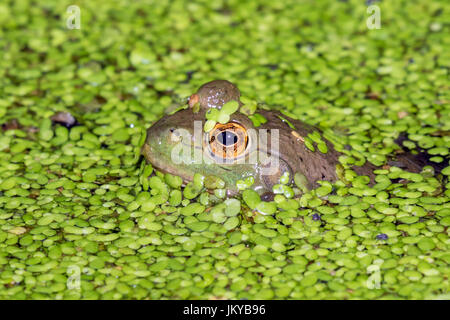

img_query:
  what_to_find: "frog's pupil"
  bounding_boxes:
[218,131,238,146]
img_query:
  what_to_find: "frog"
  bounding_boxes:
[142,80,444,197]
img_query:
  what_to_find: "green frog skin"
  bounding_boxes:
[142,80,443,196]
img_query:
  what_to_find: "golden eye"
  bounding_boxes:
[208,122,248,159]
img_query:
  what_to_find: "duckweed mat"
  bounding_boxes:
[0,0,449,299]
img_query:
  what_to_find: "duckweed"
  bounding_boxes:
[0,0,448,301]
[221,101,239,115]
[248,113,268,127]
[203,120,216,133]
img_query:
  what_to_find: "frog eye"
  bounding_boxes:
[208,122,248,159]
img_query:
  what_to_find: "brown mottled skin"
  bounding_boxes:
[189,80,241,110]
[256,109,377,188]
[143,80,444,195]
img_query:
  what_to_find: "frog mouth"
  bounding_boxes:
[141,141,245,196]
[141,143,194,185]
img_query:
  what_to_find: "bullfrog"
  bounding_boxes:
[142,80,444,196]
